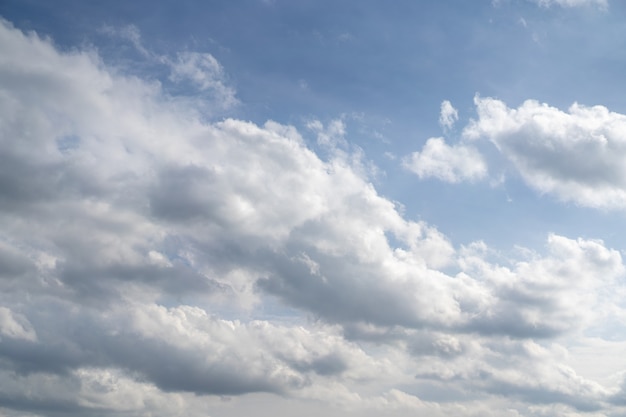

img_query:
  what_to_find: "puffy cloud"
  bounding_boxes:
[0,297,400,416]
[459,234,625,338]
[403,137,487,183]
[465,96,626,208]
[0,300,376,394]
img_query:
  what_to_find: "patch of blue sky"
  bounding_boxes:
[55,134,80,154]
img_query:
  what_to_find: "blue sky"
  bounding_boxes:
[1,1,626,416]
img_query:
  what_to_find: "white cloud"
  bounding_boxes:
[403,137,487,183]
[439,100,459,131]
[464,96,626,208]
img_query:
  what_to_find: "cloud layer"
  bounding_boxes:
[1,18,626,417]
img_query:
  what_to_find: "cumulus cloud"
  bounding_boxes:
[0,301,380,395]
[1,18,626,417]
[403,137,487,183]
[464,96,626,208]
[459,234,625,338]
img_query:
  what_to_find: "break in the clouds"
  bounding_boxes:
[465,96,626,209]
[1,1,626,416]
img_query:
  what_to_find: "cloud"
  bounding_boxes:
[412,336,610,412]
[439,100,459,131]
[529,0,608,8]
[0,307,37,342]
[403,137,487,183]
[0,19,439,408]
[307,118,348,150]
[6,301,373,394]
[101,24,238,110]
[168,51,238,107]
[1,17,626,417]
[464,96,626,208]
[459,234,625,338]
[100,24,150,57]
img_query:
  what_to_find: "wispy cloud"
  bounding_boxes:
[439,100,459,132]
[530,0,608,8]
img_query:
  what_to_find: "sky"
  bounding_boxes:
[1,0,626,416]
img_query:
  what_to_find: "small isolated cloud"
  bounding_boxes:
[464,96,626,209]
[439,100,459,131]
[403,137,487,183]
